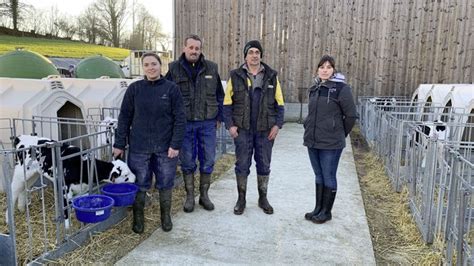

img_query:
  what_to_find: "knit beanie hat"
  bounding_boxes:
[243,40,263,58]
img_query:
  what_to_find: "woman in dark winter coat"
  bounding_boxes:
[113,52,186,234]
[303,55,358,224]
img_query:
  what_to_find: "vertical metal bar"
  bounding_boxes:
[457,189,467,265]
[1,151,18,266]
[24,148,35,261]
[52,142,66,243]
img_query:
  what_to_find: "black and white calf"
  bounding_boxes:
[96,116,118,159]
[369,97,397,112]
[412,120,449,146]
[5,135,136,225]
[60,144,134,199]
[411,120,449,168]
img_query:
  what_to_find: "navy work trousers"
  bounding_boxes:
[128,151,178,191]
[180,119,217,175]
[234,128,274,177]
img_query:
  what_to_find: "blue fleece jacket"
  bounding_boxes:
[114,78,186,153]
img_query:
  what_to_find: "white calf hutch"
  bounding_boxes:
[0,78,87,146]
[358,83,474,265]
[411,84,434,103]
[0,77,137,265]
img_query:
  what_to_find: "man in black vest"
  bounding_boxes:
[166,35,224,213]
[223,40,285,215]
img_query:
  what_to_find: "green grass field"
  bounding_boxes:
[0,35,130,60]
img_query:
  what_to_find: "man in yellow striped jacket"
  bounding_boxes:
[223,40,285,216]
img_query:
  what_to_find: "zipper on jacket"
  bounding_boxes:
[327,88,330,104]
[312,86,319,142]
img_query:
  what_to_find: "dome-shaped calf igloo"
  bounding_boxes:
[424,84,456,107]
[456,98,474,143]
[0,50,60,79]
[441,84,474,122]
[411,84,434,103]
[0,77,87,146]
[441,84,474,112]
[75,56,125,79]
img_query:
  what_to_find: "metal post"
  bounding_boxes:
[1,152,18,266]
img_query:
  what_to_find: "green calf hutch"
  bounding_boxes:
[75,55,125,79]
[0,50,60,79]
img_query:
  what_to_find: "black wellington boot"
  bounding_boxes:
[257,175,274,214]
[159,189,173,232]
[198,173,215,210]
[132,191,146,234]
[233,176,247,215]
[183,173,195,212]
[312,187,337,224]
[305,183,323,220]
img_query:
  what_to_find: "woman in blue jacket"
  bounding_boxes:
[303,55,358,224]
[113,53,186,234]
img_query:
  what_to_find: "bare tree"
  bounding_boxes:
[39,5,62,37]
[0,0,30,30]
[56,17,76,39]
[21,7,47,34]
[129,4,166,50]
[77,4,101,43]
[129,4,148,49]
[94,0,128,47]
[156,33,171,52]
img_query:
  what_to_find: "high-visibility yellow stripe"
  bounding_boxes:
[224,78,233,105]
[275,78,285,106]
[225,77,284,106]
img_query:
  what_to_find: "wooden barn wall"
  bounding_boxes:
[173,0,473,102]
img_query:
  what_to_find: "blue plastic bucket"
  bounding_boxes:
[72,194,114,223]
[101,183,138,207]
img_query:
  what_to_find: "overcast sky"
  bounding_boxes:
[23,0,174,35]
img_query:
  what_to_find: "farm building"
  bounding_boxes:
[173,0,472,101]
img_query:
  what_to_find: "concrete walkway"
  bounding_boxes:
[116,123,375,265]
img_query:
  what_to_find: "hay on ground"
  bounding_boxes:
[351,126,443,264]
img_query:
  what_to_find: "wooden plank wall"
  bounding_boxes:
[173,0,473,102]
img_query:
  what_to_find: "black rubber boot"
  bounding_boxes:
[305,183,323,220]
[198,173,215,210]
[312,187,337,224]
[233,176,247,215]
[159,189,173,232]
[183,173,195,212]
[257,175,274,214]
[132,191,146,234]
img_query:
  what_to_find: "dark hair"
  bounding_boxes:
[317,55,336,70]
[141,52,162,65]
[184,34,202,46]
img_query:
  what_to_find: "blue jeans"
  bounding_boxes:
[234,129,274,177]
[180,120,217,175]
[307,148,343,190]
[128,151,178,191]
